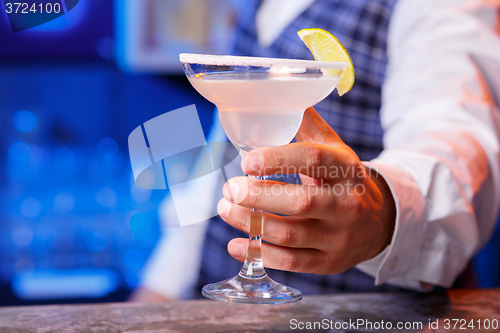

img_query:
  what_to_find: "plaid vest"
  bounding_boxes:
[196,0,405,296]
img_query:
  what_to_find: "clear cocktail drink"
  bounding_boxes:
[180,53,346,304]
[189,72,340,151]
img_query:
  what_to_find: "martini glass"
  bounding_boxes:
[180,53,346,304]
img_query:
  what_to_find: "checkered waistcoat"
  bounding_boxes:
[195,0,406,295]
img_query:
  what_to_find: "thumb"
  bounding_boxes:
[295,107,344,145]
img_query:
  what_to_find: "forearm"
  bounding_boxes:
[359,132,497,289]
[356,0,500,290]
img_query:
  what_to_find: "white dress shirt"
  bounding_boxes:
[142,0,500,298]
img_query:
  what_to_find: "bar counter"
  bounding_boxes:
[1,289,499,332]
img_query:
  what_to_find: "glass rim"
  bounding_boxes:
[179,53,347,70]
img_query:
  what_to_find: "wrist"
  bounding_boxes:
[368,167,396,257]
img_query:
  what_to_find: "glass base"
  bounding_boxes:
[202,273,302,304]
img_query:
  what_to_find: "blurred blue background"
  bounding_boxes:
[0,0,219,305]
[0,0,498,306]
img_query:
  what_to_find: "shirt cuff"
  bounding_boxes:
[356,161,426,290]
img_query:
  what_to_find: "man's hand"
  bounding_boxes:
[217,107,396,275]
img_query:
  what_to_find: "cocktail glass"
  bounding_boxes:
[180,53,346,304]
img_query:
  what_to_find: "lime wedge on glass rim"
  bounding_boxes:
[298,28,355,96]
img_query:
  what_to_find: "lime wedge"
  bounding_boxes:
[298,28,355,96]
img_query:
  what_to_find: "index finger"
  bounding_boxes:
[241,142,360,179]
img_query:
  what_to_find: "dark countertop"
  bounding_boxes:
[0,289,499,332]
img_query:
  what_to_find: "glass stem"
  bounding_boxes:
[239,175,268,279]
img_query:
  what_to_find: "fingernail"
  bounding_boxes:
[229,241,246,258]
[243,152,262,174]
[223,180,240,203]
[217,199,231,219]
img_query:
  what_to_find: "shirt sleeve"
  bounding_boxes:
[356,0,500,290]
[140,195,209,300]
[140,109,226,299]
